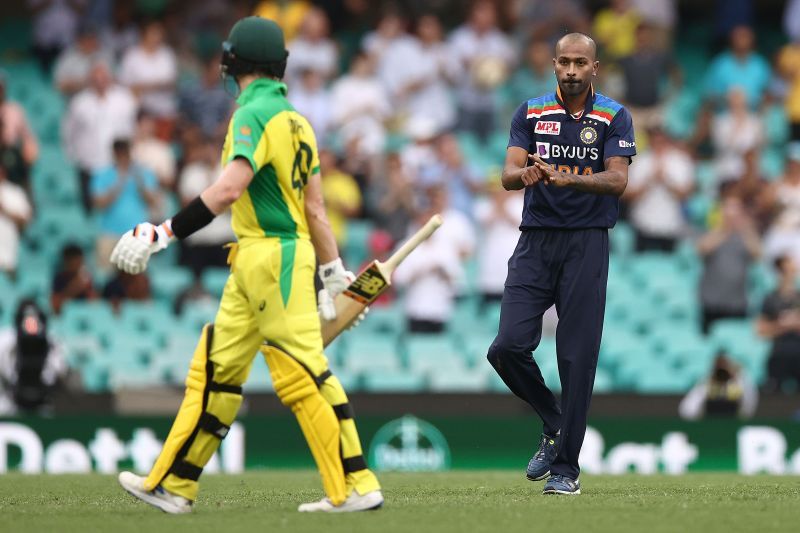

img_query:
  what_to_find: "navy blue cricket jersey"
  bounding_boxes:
[508,86,636,229]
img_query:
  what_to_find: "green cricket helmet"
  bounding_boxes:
[221,16,289,81]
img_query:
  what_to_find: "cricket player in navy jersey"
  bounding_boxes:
[486,33,636,495]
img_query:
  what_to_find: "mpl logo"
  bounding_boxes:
[535,121,561,135]
[368,415,451,471]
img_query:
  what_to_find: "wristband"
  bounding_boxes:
[171,196,216,239]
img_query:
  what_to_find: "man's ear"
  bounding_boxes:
[593,61,599,77]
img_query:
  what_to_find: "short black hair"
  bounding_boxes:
[555,32,597,60]
[112,138,131,153]
[774,254,792,272]
[62,243,84,260]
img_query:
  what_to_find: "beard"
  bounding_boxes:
[558,79,589,96]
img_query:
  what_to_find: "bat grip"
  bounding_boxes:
[383,214,443,271]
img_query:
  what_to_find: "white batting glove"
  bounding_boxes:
[317,288,369,328]
[110,222,174,274]
[318,257,355,297]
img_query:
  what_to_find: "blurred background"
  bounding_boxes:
[1,0,800,475]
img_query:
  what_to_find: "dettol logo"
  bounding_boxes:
[368,415,450,471]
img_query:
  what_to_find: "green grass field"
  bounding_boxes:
[2,471,798,532]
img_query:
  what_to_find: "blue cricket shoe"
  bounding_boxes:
[542,474,581,495]
[525,433,559,481]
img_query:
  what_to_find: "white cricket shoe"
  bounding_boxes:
[118,471,193,514]
[298,489,384,513]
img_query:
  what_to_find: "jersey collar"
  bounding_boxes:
[236,77,288,106]
[555,84,596,120]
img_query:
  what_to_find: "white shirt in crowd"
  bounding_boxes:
[288,84,331,141]
[448,25,515,109]
[119,45,178,117]
[0,328,67,416]
[378,38,457,133]
[285,38,338,84]
[628,147,694,238]
[394,208,476,311]
[28,0,84,49]
[132,137,176,188]
[63,84,138,171]
[475,193,524,295]
[0,181,32,272]
[178,163,234,246]
[329,74,390,156]
[711,111,764,181]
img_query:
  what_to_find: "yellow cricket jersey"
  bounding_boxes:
[221,78,320,241]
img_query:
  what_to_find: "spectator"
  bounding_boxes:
[50,243,96,315]
[285,7,338,85]
[132,111,177,191]
[372,152,417,243]
[421,133,483,219]
[329,51,390,158]
[475,184,524,311]
[726,149,772,232]
[506,38,554,116]
[0,73,39,192]
[400,116,440,185]
[119,20,178,120]
[319,148,361,247]
[630,0,676,48]
[91,139,160,271]
[623,126,694,252]
[785,0,800,43]
[0,299,69,415]
[29,0,86,73]
[763,146,800,266]
[53,22,112,97]
[102,271,152,313]
[362,9,414,67]
[378,13,457,134]
[179,55,232,140]
[703,25,771,110]
[174,278,215,315]
[449,0,515,141]
[757,255,800,393]
[777,28,800,142]
[393,186,468,334]
[618,23,681,133]
[711,88,764,183]
[698,195,760,335]
[678,351,758,420]
[512,0,590,46]
[177,137,233,277]
[288,68,332,141]
[0,166,33,278]
[63,61,138,213]
[100,0,139,62]
[593,0,641,62]
[253,0,312,42]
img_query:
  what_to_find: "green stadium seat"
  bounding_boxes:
[362,371,427,392]
[633,365,694,393]
[179,300,219,331]
[150,266,194,303]
[429,368,488,392]
[119,301,175,334]
[202,267,230,297]
[404,334,469,371]
[343,219,373,269]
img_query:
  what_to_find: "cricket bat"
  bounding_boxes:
[321,214,443,347]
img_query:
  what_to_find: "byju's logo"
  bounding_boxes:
[535,142,550,159]
[368,415,451,471]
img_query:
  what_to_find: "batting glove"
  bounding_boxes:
[110,222,174,274]
[317,288,369,327]
[318,257,355,297]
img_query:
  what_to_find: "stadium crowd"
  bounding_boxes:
[2,0,800,407]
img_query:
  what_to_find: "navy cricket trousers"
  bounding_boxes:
[487,228,609,480]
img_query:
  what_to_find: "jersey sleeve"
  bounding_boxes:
[227,106,266,172]
[507,101,533,151]
[603,107,636,162]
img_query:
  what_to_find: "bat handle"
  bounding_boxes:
[383,214,443,272]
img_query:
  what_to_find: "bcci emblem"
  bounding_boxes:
[579,126,598,145]
[368,415,451,471]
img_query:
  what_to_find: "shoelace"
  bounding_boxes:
[534,436,554,461]
[548,474,566,484]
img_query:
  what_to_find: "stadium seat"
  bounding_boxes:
[202,267,231,297]
[429,368,488,392]
[361,371,427,392]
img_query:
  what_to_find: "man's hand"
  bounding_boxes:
[519,160,544,187]
[317,257,355,321]
[110,222,174,274]
[530,154,571,187]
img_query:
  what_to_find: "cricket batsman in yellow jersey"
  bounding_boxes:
[111,16,382,514]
